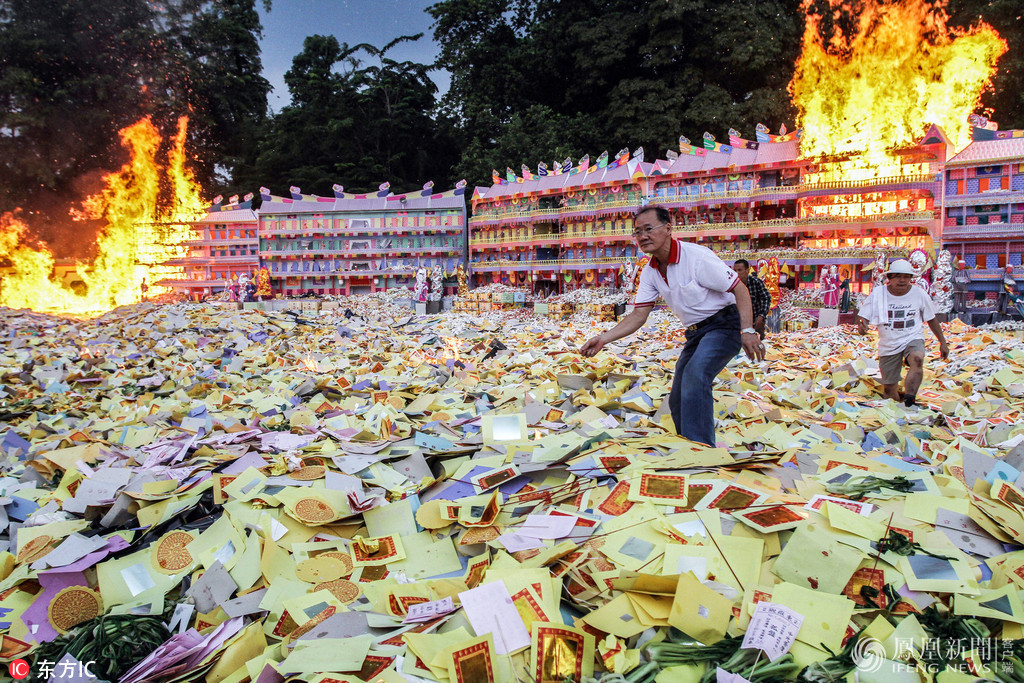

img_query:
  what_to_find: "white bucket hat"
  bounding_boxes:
[885,259,916,276]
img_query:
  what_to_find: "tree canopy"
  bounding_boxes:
[427,0,805,183]
[239,33,458,197]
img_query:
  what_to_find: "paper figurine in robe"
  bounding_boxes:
[238,272,253,302]
[228,274,239,302]
[415,268,428,302]
[998,265,1020,316]
[952,258,970,314]
[456,263,468,297]
[930,250,954,314]
[256,267,273,300]
[822,265,841,308]
[908,248,933,291]
[765,257,781,309]
[839,268,852,313]
[429,264,443,302]
[872,252,888,289]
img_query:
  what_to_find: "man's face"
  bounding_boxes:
[633,211,671,254]
[732,262,749,281]
[887,273,913,295]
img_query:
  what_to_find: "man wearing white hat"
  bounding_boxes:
[857,259,949,407]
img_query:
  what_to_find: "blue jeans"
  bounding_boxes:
[669,306,742,446]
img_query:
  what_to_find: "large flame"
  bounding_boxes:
[792,0,1006,181]
[408,337,463,367]
[0,116,204,315]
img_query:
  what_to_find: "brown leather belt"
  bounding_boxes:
[685,304,737,333]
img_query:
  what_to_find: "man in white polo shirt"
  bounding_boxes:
[857,259,949,407]
[581,206,764,445]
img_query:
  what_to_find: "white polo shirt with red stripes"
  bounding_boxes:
[633,239,740,327]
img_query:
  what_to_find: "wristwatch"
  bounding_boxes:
[741,327,758,335]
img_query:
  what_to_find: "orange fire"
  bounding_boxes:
[301,354,321,373]
[791,0,1006,182]
[0,116,204,315]
[408,337,464,367]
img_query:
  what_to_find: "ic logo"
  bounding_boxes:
[8,658,30,680]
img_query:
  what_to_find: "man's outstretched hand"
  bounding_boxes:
[580,334,604,358]
[741,331,766,361]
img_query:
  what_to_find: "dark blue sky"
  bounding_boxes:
[257,0,449,111]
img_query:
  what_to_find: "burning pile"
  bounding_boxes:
[0,117,204,316]
[791,0,1006,182]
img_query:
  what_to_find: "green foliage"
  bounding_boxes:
[164,0,272,194]
[245,34,458,196]
[429,0,804,181]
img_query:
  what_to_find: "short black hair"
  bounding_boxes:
[734,259,750,269]
[636,205,670,225]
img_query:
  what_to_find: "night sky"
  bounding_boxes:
[257,0,448,110]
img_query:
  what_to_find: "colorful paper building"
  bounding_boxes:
[157,202,259,298]
[163,185,467,298]
[469,130,952,296]
[941,130,1024,301]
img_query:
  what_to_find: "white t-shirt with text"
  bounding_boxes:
[863,285,936,356]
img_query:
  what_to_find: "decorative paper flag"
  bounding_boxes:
[679,135,690,147]
[596,151,609,168]
[243,192,254,202]
[756,123,770,143]
[492,169,503,185]
[571,154,589,175]
[212,195,223,205]
[968,113,996,130]
[560,157,572,174]
[228,195,239,205]
[506,167,517,183]
[521,164,534,181]
[551,160,561,176]
[666,149,679,161]
[728,135,760,150]
[779,123,787,135]
[612,148,629,167]
[728,128,741,138]
[632,146,644,163]
[702,132,716,149]
[455,178,467,189]
[332,183,345,197]
[259,186,271,198]
[537,161,548,176]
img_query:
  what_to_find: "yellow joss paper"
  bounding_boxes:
[668,573,734,644]
[771,581,854,652]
